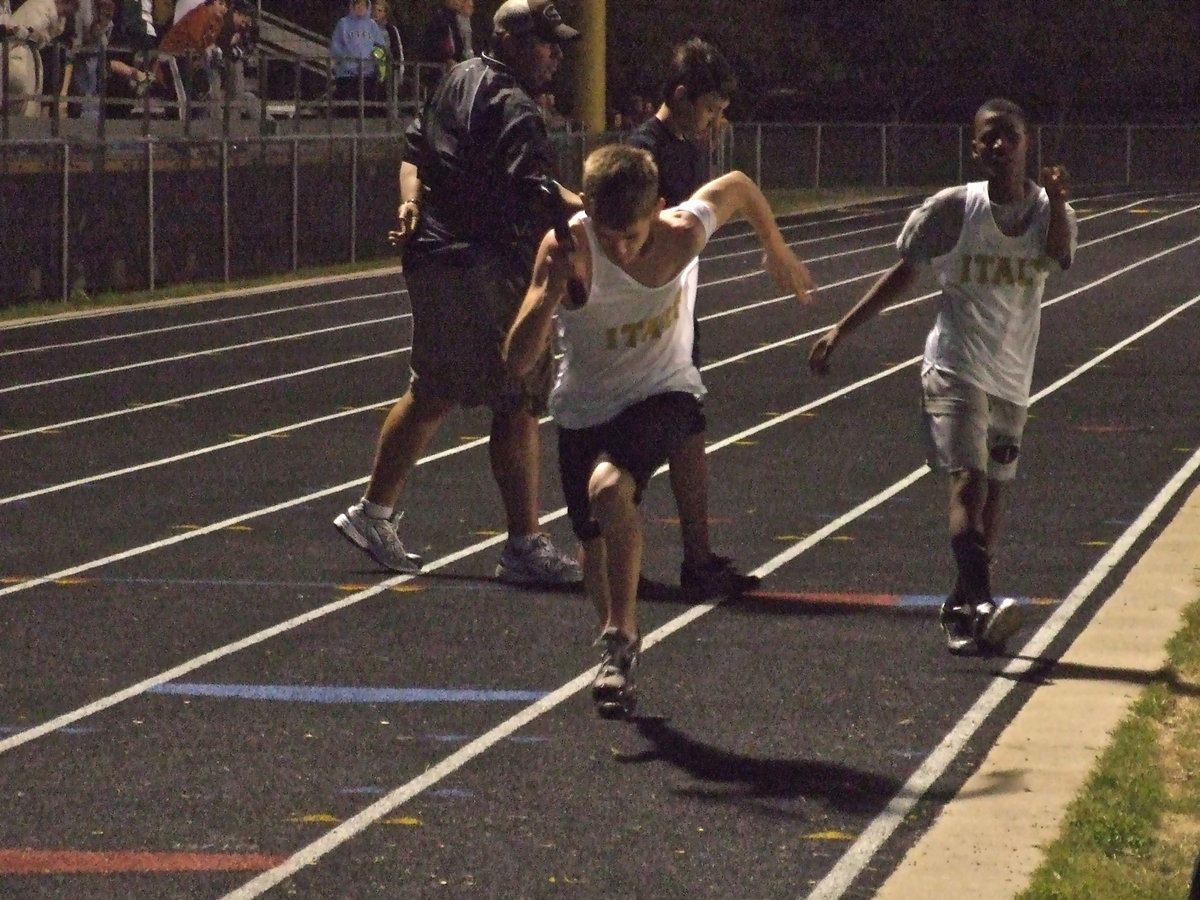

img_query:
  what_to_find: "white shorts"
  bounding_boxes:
[921,367,1028,482]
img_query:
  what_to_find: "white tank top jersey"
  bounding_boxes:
[923,180,1056,405]
[548,201,715,430]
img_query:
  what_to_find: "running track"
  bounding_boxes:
[2,188,1199,898]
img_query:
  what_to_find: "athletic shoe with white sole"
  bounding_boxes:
[334,502,422,574]
[976,597,1022,653]
[592,627,640,719]
[495,533,582,586]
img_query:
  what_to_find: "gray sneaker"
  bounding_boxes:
[592,627,640,719]
[977,598,1023,653]
[334,502,422,573]
[495,533,582,586]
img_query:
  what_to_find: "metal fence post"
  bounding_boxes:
[1125,125,1132,185]
[814,123,821,189]
[880,124,887,187]
[292,137,299,272]
[222,139,230,283]
[754,123,762,186]
[957,125,963,184]
[61,142,70,301]
[350,134,358,263]
[2,34,9,142]
[147,139,156,291]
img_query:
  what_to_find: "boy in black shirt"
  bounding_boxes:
[627,38,752,600]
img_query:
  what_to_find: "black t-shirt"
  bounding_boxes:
[627,116,707,207]
[403,54,557,270]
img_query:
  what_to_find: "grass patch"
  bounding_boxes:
[1019,600,1200,899]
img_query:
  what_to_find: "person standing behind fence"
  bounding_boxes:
[116,0,157,49]
[155,0,225,101]
[329,0,386,117]
[370,0,402,112]
[333,0,584,587]
[2,0,76,117]
[64,0,115,119]
[808,97,1077,657]
[625,37,754,601]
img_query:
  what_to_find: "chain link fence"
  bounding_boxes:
[2,123,1197,307]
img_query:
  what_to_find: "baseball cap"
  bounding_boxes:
[493,0,580,44]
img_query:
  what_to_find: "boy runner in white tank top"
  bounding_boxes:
[808,98,1077,656]
[505,144,816,718]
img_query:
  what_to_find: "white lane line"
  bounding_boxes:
[0,397,401,506]
[8,199,1195,503]
[701,192,1175,264]
[0,193,1171,403]
[0,313,407,395]
[0,268,403,333]
[0,348,404,444]
[223,294,1200,900]
[0,241,1190,891]
[804,291,1200,900]
[0,290,399,359]
[4,219,1198,577]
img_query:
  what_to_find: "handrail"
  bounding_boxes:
[1,36,440,139]
[257,10,331,49]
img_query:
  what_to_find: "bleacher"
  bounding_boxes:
[0,2,437,140]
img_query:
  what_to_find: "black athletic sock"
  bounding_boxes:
[950,529,991,606]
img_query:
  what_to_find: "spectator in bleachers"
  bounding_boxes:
[155,0,226,102]
[63,0,116,119]
[329,0,386,117]
[210,0,254,109]
[115,0,157,49]
[371,0,402,112]
[2,0,77,117]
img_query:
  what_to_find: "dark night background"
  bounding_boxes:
[276,1,1199,125]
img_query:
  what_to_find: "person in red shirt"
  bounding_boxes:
[155,0,225,99]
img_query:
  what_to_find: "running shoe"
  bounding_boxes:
[334,502,422,574]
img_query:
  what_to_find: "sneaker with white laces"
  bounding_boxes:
[592,627,640,719]
[333,502,422,573]
[495,533,582,586]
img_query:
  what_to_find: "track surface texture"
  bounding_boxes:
[2,188,1199,898]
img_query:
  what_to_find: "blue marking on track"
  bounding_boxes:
[148,684,549,703]
[0,725,96,735]
[430,787,475,798]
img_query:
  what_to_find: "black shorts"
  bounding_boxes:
[558,392,706,541]
[404,248,552,415]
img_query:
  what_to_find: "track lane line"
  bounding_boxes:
[221,292,1200,900]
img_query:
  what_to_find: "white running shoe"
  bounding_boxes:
[334,502,422,574]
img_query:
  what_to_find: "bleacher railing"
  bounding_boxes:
[0,35,444,140]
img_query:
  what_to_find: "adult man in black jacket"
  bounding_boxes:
[335,0,584,587]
